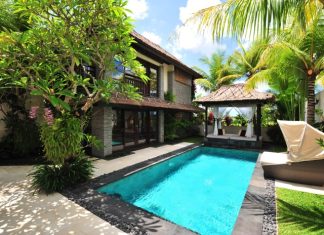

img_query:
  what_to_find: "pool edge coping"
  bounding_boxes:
[232,153,277,235]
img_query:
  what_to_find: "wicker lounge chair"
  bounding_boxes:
[261,120,324,186]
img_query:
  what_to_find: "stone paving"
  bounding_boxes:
[0,142,193,235]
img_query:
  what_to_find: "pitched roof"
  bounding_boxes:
[110,94,203,112]
[131,31,202,78]
[195,83,275,105]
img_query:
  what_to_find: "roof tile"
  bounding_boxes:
[195,84,274,104]
[110,94,203,112]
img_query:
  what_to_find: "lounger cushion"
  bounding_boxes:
[260,152,289,165]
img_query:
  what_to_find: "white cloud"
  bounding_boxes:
[169,0,226,59]
[142,31,162,45]
[179,0,220,23]
[127,0,148,20]
[166,43,183,60]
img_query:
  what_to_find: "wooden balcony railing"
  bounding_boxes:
[124,75,150,96]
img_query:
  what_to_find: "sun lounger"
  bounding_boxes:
[261,152,324,186]
[260,120,324,186]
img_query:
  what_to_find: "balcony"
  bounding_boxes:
[124,74,151,97]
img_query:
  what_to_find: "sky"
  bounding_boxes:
[126,0,241,72]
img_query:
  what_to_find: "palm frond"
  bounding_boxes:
[218,74,243,85]
[194,78,214,91]
[245,68,277,90]
[190,0,323,41]
[191,66,209,79]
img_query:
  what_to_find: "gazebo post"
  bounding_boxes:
[256,104,262,141]
[205,106,208,137]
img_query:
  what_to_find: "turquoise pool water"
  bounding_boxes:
[98,147,258,235]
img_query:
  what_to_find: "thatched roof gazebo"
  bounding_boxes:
[195,83,275,147]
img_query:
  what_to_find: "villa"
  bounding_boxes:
[1,1,324,235]
[91,31,202,157]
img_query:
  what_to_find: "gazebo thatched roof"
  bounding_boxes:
[195,83,274,106]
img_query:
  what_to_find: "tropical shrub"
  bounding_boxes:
[261,104,279,127]
[164,91,176,102]
[232,114,248,127]
[165,112,197,141]
[30,156,94,194]
[0,93,42,159]
[37,113,98,165]
[1,111,41,158]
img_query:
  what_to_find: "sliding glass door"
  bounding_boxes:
[112,109,158,150]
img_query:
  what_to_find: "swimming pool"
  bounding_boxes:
[98,147,258,235]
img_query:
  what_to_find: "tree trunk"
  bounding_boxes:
[307,75,316,125]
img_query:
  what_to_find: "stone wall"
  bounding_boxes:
[174,81,192,104]
[91,105,113,157]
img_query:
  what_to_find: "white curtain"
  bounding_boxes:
[212,107,230,135]
[217,107,228,129]
[245,106,256,138]
[213,107,219,136]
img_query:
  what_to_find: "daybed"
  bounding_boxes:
[260,120,324,186]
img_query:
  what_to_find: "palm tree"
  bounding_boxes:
[193,51,239,92]
[246,41,308,120]
[192,0,324,124]
[194,41,269,93]
[224,39,269,81]
[245,17,324,123]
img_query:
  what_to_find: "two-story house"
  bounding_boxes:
[91,31,202,157]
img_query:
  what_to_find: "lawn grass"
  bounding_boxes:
[276,188,324,235]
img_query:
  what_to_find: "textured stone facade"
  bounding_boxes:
[174,81,192,104]
[91,105,113,157]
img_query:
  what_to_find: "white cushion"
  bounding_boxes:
[260,151,289,166]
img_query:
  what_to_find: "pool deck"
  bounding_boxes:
[233,154,267,235]
[0,142,195,235]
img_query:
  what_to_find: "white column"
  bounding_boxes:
[213,107,219,136]
[245,106,256,138]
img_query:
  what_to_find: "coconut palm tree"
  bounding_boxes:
[194,40,269,92]
[245,16,324,123]
[193,51,239,92]
[192,0,324,124]
[222,39,269,82]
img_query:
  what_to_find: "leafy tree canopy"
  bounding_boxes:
[0,0,147,116]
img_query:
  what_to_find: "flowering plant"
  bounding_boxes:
[29,106,99,165]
